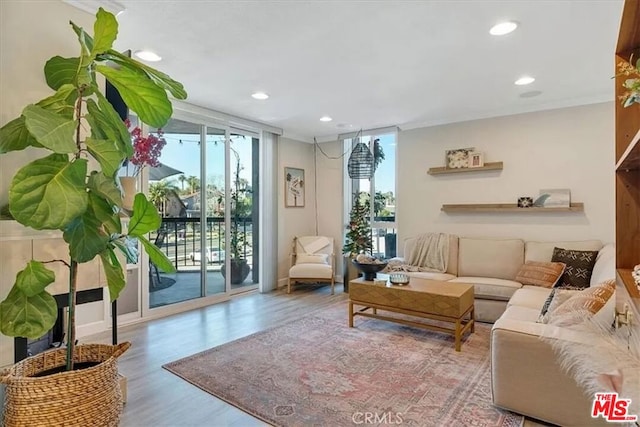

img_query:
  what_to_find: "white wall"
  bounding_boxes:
[396,102,615,252]
[277,137,317,284]
[0,1,106,368]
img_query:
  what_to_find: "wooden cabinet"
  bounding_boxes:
[615,0,640,304]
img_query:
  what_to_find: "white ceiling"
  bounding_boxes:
[111,1,623,141]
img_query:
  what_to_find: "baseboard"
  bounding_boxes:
[277,278,288,289]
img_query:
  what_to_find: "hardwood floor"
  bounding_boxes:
[86,283,553,427]
[85,283,346,426]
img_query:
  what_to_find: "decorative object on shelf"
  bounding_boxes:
[633,265,640,291]
[468,152,484,168]
[427,161,503,175]
[284,167,305,207]
[538,189,571,208]
[616,56,640,107]
[0,7,185,426]
[445,147,475,169]
[389,273,410,285]
[352,256,388,281]
[533,194,550,207]
[517,197,534,208]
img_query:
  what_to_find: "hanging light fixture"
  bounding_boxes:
[347,139,374,179]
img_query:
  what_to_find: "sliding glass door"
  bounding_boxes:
[146,119,259,310]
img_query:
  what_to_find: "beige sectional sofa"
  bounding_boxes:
[399,235,604,322]
[398,234,617,426]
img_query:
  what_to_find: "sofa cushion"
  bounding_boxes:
[405,271,456,281]
[450,276,522,301]
[551,247,599,289]
[507,286,552,310]
[590,243,615,286]
[404,234,459,275]
[515,261,565,288]
[498,305,541,323]
[524,240,602,262]
[457,238,524,280]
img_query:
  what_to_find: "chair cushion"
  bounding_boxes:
[289,263,332,279]
[449,277,522,301]
[296,253,329,264]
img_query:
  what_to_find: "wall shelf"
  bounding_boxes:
[615,128,640,171]
[427,161,503,175]
[441,202,584,213]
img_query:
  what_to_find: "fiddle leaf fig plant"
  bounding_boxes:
[0,7,186,370]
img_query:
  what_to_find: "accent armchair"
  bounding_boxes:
[288,236,335,294]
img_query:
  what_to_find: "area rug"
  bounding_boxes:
[163,303,523,427]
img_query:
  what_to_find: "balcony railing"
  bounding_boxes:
[152,217,252,269]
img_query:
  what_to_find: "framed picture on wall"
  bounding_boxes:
[285,167,305,207]
[445,147,475,169]
[468,152,484,168]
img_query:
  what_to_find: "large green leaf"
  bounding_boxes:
[15,261,55,297]
[44,56,81,91]
[0,117,41,153]
[0,285,57,339]
[139,235,176,273]
[88,171,122,207]
[127,193,161,237]
[9,155,88,230]
[112,237,138,264]
[63,195,110,263]
[22,105,76,153]
[88,192,121,235]
[36,84,77,119]
[85,137,124,178]
[97,64,172,128]
[103,50,187,100]
[70,21,94,53]
[91,8,117,57]
[99,249,125,301]
[95,90,133,157]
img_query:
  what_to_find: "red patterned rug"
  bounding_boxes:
[163,303,523,427]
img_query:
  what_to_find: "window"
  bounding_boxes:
[343,129,397,258]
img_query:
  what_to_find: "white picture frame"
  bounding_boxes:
[468,152,484,168]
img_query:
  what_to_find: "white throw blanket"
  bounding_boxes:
[386,233,449,273]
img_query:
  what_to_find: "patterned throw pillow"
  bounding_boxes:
[516,261,566,288]
[551,247,599,289]
[547,280,616,327]
[537,288,576,323]
[296,253,329,264]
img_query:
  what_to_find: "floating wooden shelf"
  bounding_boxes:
[616,128,640,171]
[441,202,584,213]
[428,161,503,175]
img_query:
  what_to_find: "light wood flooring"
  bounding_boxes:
[86,283,553,427]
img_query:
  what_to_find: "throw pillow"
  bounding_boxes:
[515,261,566,288]
[296,253,329,265]
[537,288,576,323]
[551,247,599,289]
[547,280,616,327]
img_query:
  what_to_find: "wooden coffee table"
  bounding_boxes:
[348,276,475,351]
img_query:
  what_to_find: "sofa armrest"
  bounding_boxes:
[491,323,608,426]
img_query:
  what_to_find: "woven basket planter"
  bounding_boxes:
[1,342,130,427]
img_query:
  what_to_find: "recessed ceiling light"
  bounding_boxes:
[515,76,535,86]
[489,21,518,36]
[134,50,162,62]
[251,92,269,100]
[319,116,333,122]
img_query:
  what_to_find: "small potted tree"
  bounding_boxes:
[342,195,373,291]
[0,8,186,426]
[220,147,251,284]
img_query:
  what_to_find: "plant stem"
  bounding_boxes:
[66,260,78,371]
